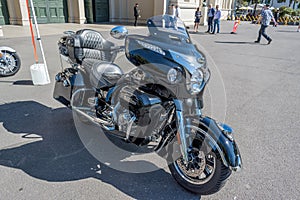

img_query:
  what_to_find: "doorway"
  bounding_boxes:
[32,0,68,23]
[84,0,109,23]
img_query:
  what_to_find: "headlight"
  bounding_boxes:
[167,68,182,84]
[187,69,204,95]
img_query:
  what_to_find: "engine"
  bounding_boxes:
[112,85,168,145]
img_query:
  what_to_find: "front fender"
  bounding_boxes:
[0,46,16,53]
[190,117,242,172]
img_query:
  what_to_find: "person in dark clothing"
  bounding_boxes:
[194,7,202,32]
[273,9,279,27]
[206,4,215,33]
[134,3,139,26]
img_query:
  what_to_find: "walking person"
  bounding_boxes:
[212,5,221,34]
[194,7,202,32]
[255,4,277,44]
[134,3,140,26]
[273,9,279,27]
[297,24,300,32]
[206,4,215,33]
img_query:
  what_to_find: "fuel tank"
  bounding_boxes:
[88,61,124,89]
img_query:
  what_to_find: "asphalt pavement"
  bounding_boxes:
[0,21,299,200]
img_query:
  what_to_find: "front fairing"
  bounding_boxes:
[125,15,209,99]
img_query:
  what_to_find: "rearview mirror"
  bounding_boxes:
[110,26,128,40]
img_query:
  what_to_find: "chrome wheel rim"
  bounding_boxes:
[174,149,216,185]
[174,123,217,185]
[0,51,18,75]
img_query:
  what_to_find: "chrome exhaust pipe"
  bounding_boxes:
[73,107,115,131]
[71,88,115,131]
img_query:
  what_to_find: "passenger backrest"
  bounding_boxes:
[65,29,116,64]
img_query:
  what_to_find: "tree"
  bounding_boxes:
[277,0,300,9]
[252,0,259,16]
[238,0,259,16]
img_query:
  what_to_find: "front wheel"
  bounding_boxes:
[0,51,21,77]
[168,126,231,195]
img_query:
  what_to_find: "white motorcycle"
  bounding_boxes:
[0,47,21,77]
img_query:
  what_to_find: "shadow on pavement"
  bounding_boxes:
[0,80,15,83]
[13,80,34,86]
[275,30,299,33]
[215,41,257,45]
[216,33,233,35]
[189,31,213,35]
[0,80,33,85]
[0,101,199,200]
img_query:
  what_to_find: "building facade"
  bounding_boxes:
[0,0,234,26]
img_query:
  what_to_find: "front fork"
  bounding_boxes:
[173,99,242,171]
[174,99,202,163]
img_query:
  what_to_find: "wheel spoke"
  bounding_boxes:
[206,158,214,167]
[203,166,211,177]
[2,50,7,58]
[8,67,14,72]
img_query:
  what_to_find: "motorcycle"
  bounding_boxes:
[53,15,242,195]
[0,46,21,77]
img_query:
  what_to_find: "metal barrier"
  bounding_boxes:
[227,15,300,25]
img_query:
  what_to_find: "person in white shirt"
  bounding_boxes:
[212,5,221,34]
[175,5,181,18]
[170,4,176,17]
[254,4,277,44]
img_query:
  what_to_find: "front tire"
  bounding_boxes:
[168,126,231,195]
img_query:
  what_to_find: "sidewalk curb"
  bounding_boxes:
[0,23,146,39]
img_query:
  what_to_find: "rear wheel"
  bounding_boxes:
[0,51,21,77]
[168,124,231,195]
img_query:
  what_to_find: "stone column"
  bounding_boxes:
[200,6,207,26]
[175,0,200,25]
[84,0,94,23]
[0,1,5,25]
[67,0,86,24]
[7,0,30,25]
[153,0,166,16]
[109,0,116,22]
